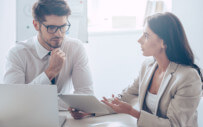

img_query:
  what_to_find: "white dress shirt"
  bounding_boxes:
[146,91,157,114]
[3,35,94,94]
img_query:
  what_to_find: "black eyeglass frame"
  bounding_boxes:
[40,20,71,34]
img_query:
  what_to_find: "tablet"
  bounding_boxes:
[58,94,109,114]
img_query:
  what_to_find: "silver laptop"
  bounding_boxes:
[0,84,66,127]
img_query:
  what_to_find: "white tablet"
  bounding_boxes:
[58,94,109,114]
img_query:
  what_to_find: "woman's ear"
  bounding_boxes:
[161,40,167,49]
[33,20,40,31]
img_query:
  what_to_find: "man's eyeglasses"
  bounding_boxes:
[40,21,71,34]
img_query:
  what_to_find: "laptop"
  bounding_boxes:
[0,84,66,127]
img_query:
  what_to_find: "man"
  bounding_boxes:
[3,0,94,96]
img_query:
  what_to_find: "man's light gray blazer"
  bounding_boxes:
[120,58,202,127]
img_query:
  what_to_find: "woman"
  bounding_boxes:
[102,12,202,127]
[70,12,203,127]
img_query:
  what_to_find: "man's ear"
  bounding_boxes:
[33,20,40,31]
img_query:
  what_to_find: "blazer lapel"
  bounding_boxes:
[154,62,178,114]
[139,62,158,110]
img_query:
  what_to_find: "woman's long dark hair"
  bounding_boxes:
[146,12,203,84]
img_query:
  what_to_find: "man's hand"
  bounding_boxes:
[68,108,93,119]
[45,48,66,80]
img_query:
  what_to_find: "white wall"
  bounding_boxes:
[0,0,16,83]
[172,0,203,68]
[86,31,145,99]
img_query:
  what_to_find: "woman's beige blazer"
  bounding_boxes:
[120,58,202,127]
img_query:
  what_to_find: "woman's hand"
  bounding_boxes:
[68,108,93,119]
[101,94,140,119]
[101,95,133,114]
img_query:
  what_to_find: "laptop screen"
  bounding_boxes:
[0,84,60,127]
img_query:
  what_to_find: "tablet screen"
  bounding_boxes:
[59,94,109,114]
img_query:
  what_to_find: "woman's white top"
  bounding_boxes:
[146,91,158,114]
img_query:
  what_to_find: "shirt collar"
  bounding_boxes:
[34,35,50,59]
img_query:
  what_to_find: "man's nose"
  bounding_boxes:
[54,28,63,36]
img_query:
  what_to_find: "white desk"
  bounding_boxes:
[59,111,137,127]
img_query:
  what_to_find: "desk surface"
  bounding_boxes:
[59,111,137,127]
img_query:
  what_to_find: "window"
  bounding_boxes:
[88,0,172,32]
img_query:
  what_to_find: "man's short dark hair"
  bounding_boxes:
[32,0,71,22]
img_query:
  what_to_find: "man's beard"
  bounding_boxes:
[44,38,62,49]
[39,31,63,49]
